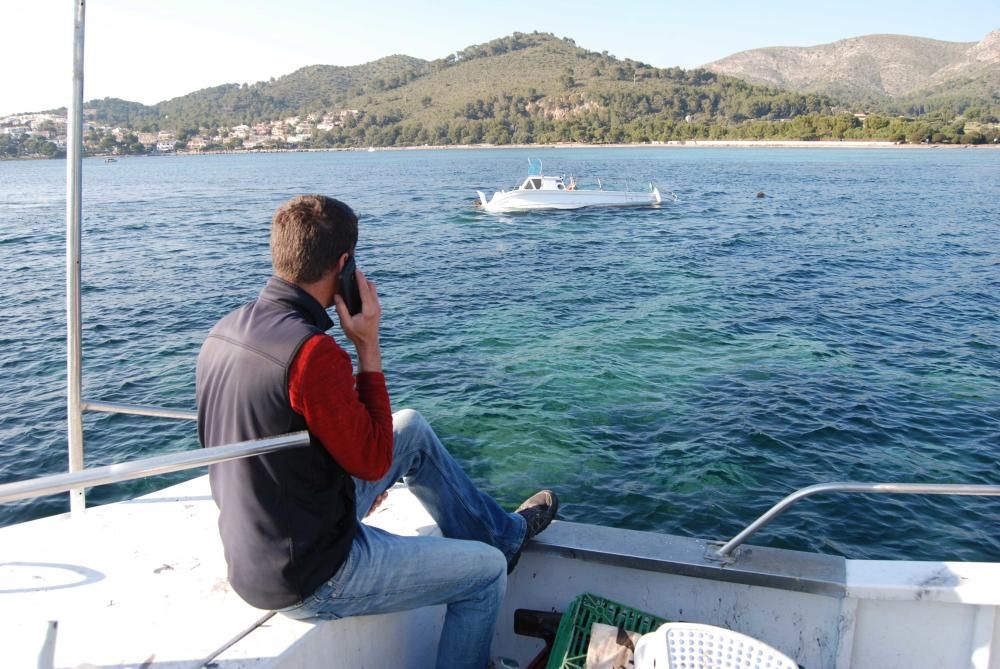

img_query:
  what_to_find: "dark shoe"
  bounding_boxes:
[508,490,559,573]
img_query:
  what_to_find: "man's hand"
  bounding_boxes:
[334,269,382,373]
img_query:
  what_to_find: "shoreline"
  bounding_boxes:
[360,139,1000,151]
[6,139,999,162]
[164,139,1000,156]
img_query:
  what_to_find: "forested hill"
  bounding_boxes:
[703,30,1000,116]
[155,54,430,129]
[36,31,996,150]
[75,33,835,136]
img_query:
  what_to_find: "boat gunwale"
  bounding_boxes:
[532,520,847,597]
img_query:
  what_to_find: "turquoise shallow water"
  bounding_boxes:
[0,147,998,560]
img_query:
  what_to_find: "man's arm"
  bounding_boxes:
[288,334,393,480]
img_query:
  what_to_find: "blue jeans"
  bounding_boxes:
[279,409,528,669]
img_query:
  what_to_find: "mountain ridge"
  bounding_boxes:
[703,30,999,109]
[68,33,836,132]
[5,30,997,157]
[37,29,998,127]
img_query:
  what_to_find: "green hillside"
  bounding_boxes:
[19,31,996,156]
[124,33,842,145]
[896,69,1000,119]
[154,54,430,127]
[356,35,827,123]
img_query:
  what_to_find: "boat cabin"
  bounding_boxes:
[519,175,573,191]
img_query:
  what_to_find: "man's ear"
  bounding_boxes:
[336,252,350,273]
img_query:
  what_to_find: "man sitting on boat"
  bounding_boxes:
[195,195,558,669]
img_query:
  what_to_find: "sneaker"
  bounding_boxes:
[508,490,559,573]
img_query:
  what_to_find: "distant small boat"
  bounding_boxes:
[367,146,376,152]
[104,157,117,163]
[477,160,661,212]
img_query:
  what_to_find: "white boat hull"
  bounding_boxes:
[4,477,999,669]
[479,187,661,212]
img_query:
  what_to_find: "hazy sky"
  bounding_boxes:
[2,0,998,116]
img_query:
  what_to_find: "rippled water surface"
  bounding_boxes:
[1,147,998,560]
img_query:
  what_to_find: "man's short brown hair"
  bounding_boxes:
[271,195,358,283]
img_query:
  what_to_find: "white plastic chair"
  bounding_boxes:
[633,622,798,669]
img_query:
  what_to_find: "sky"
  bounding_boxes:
[2,0,998,117]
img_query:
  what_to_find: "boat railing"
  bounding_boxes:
[0,421,309,505]
[3,426,999,563]
[714,481,1000,558]
[82,400,197,421]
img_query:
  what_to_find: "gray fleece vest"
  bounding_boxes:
[196,276,357,610]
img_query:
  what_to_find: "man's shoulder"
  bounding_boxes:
[211,298,320,335]
[201,299,324,369]
[207,299,256,332]
[294,332,348,365]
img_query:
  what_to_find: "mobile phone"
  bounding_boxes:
[338,255,362,316]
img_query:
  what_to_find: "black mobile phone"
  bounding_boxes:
[338,255,362,316]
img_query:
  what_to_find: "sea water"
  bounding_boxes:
[0,146,997,561]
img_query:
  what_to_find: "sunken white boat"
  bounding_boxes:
[478,161,661,212]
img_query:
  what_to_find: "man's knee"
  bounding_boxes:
[485,546,507,584]
[393,408,427,433]
[464,544,507,596]
[480,547,508,606]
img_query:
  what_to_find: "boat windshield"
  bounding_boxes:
[527,158,543,176]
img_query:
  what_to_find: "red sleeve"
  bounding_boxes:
[288,333,393,481]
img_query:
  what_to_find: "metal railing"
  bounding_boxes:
[82,400,198,422]
[0,431,310,506]
[57,1,204,514]
[6,440,1000,564]
[716,482,1000,558]
[66,0,86,515]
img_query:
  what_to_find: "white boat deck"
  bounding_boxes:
[0,476,446,668]
[3,476,999,668]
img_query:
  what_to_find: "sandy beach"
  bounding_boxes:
[396,139,999,150]
[166,139,999,159]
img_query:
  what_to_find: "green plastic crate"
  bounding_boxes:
[545,592,667,669]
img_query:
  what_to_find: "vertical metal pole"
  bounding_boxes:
[66,0,86,515]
